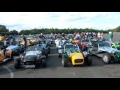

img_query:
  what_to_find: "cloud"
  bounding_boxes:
[0,12,120,31]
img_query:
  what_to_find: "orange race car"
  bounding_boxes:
[71,40,80,44]
[0,48,13,63]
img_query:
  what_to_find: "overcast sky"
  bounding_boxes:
[0,12,119,31]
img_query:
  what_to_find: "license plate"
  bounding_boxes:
[24,65,35,68]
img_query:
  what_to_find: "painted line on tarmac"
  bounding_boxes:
[3,66,14,78]
[49,54,59,56]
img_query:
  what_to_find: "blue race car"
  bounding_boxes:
[6,45,24,56]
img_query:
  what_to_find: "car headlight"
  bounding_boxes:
[83,51,88,57]
[58,46,62,48]
[111,51,115,54]
[20,54,24,58]
[67,52,71,56]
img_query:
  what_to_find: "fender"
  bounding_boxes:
[39,55,46,59]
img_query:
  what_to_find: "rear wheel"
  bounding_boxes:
[5,52,13,61]
[14,58,21,69]
[62,57,69,67]
[48,48,50,54]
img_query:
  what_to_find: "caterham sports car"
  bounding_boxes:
[90,41,120,64]
[111,41,120,50]
[14,46,47,69]
[36,40,50,55]
[61,43,92,67]
[79,39,92,52]
[6,45,24,56]
[0,47,13,63]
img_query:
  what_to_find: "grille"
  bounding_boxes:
[74,59,83,63]
[24,61,35,65]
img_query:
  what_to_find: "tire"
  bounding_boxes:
[41,58,46,67]
[14,58,21,69]
[62,57,69,67]
[5,52,13,61]
[58,54,62,58]
[42,50,48,58]
[117,47,120,50]
[85,56,92,66]
[48,48,50,54]
[102,53,111,64]
[82,47,87,52]
[17,50,21,56]
[10,53,13,61]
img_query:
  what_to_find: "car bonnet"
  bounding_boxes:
[25,51,41,56]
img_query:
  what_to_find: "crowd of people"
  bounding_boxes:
[0,31,114,50]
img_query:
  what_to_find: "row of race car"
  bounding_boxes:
[1,34,120,69]
[0,35,53,69]
[55,34,120,67]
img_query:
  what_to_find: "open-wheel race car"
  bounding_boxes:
[79,39,92,52]
[5,45,24,56]
[36,40,50,55]
[90,40,120,64]
[61,43,92,67]
[0,47,13,63]
[111,41,120,50]
[14,45,47,69]
[20,38,37,47]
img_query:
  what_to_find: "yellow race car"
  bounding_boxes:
[0,36,4,42]
[61,43,92,67]
[20,38,37,46]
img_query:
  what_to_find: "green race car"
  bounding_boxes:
[112,42,120,50]
[62,43,92,67]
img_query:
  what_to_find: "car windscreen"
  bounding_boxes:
[82,40,89,43]
[26,46,41,51]
[65,44,80,52]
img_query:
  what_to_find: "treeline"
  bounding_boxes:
[19,28,108,35]
[1,24,120,35]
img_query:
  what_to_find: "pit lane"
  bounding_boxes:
[0,34,120,78]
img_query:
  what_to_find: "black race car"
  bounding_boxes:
[14,46,47,69]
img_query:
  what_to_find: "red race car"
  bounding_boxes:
[79,39,92,51]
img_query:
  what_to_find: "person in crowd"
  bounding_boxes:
[22,34,27,49]
[109,32,113,44]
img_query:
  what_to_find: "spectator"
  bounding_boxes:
[22,34,27,49]
[74,32,80,40]
[39,33,45,41]
[97,32,101,40]
[109,32,113,44]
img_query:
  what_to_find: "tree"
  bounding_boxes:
[9,30,18,35]
[0,25,9,32]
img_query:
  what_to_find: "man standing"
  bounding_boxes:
[109,32,113,44]
[22,34,27,49]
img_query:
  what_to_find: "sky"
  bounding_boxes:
[0,12,120,31]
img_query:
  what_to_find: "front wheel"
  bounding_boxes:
[85,56,92,66]
[102,53,111,64]
[41,58,46,67]
[42,50,48,58]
